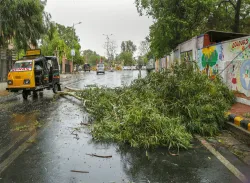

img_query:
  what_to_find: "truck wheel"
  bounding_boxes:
[53,83,61,93]
[22,91,28,100]
[58,84,62,91]
[53,84,58,93]
[33,91,38,98]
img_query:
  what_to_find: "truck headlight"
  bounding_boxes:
[7,80,13,85]
[24,79,30,84]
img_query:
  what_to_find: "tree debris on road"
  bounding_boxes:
[86,153,112,158]
[61,63,235,149]
[70,170,89,173]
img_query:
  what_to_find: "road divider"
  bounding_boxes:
[227,113,250,132]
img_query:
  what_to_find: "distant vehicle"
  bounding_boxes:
[84,63,91,72]
[123,66,131,70]
[131,66,136,70]
[96,63,105,75]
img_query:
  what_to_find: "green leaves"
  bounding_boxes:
[135,0,250,58]
[135,0,214,57]
[40,23,84,64]
[121,40,137,54]
[77,62,234,149]
[0,0,45,49]
[82,50,102,66]
[118,51,134,66]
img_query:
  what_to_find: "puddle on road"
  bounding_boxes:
[69,70,147,89]
[0,94,56,152]
[10,111,39,131]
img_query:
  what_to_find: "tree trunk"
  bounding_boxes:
[233,0,241,33]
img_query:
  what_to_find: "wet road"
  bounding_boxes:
[0,71,248,183]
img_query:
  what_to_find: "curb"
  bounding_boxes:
[227,112,250,132]
[225,122,250,144]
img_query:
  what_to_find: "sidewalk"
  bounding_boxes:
[230,103,250,118]
[228,102,250,132]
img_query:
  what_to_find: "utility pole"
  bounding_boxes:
[71,22,81,72]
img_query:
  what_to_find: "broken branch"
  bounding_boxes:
[80,122,90,126]
[86,153,112,158]
[71,170,89,173]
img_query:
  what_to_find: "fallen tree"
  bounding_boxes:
[63,63,235,149]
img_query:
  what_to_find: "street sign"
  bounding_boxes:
[71,49,75,56]
[26,49,41,56]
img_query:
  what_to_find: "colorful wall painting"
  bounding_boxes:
[225,37,250,96]
[164,35,250,97]
[197,44,223,77]
[226,38,250,61]
[240,60,250,90]
[226,60,250,97]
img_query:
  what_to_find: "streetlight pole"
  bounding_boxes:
[71,22,81,71]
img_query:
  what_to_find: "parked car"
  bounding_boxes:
[83,63,91,72]
[96,63,105,74]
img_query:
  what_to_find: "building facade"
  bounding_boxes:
[163,31,250,98]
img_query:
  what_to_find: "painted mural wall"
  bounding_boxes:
[197,43,223,77]
[198,36,250,97]
[225,37,250,97]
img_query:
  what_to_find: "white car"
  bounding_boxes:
[96,63,105,74]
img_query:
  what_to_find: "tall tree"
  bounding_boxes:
[135,0,250,58]
[82,49,102,66]
[138,37,150,64]
[214,0,250,33]
[109,40,118,61]
[121,40,137,54]
[139,39,150,56]
[135,0,214,57]
[0,0,46,50]
[40,23,83,65]
[119,51,134,66]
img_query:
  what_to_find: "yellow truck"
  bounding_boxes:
[6,49,61,99]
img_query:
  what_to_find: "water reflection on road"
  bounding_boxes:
[69,70,147,89]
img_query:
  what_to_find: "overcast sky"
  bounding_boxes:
[45,0,153,57]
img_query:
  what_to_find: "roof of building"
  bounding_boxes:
[203,30,249,43]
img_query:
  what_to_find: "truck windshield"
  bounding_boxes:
[11,61,33,72]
